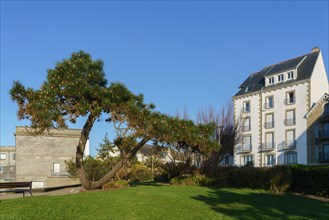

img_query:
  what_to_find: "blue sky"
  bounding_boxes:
[1,1,328,155]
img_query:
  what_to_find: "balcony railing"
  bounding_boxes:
[242,126,251,132]
[284,97,296,105]
[284,118,296,126]
[259,142,275,152]
[263,102,274,109]
[319,152,329,162]
[236,144,252,153]
[277,140,296,150]
[264,122,274,129]
[241,108,251,114]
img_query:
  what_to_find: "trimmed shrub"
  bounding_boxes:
[205,166,291,193]
[290,165,329,198]
[170,174,215,186]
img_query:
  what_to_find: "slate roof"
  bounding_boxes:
[234,50,320,97]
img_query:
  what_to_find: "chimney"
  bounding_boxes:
[312,47,320,52]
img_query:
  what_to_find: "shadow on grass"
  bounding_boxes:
[129,181,168,187]
[192,186,329,219]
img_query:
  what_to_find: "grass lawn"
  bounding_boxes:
[1,184,328,220]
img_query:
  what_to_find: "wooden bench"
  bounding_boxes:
[0,181,33,198]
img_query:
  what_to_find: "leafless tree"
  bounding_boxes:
[197,101,242,170]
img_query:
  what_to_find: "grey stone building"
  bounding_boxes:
[15,126,87,188]
[305,93,329,164]
[0,146,16,182]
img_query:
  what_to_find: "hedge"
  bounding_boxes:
[204,165,328,197]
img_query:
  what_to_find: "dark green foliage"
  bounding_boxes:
[170,174,215,186]
[161,161,196,179]
[290,165,329,198]
[205,165,328,197]
[65,156,120,181]
[205,166,291,193]
[132,169,153,181]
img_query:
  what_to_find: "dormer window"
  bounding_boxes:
[245,85,253,93]
[278,74,284,82]
[268,77,274,85]
[287,71,294,80]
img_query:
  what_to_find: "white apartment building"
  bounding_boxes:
[233,48,329,167]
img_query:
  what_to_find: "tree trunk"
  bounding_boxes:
[75,114,96,189]
[83,138,148,190]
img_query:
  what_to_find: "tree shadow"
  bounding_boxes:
[129,181,168,187]
[192,186,329,219]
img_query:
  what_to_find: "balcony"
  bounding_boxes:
[259,143,275,152]
[318,152,329,162]
[263,102,274,109]
[264,122,274,129]
[242,126,251,132]
[236,144,252,154]
[284,97,296,105]
[277,140,296,150]
[284,118,296,126]
[241,108,251,114]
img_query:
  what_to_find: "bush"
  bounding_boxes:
[267,166,291,193]
[170,174,215,186]
[131,164,153,181]
[290,165,329,198]
[102,180,130,190]
[205,166,291,193]
[160,161,196,180]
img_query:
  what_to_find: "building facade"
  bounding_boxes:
[15,126,89,188]
[305,93,329,164]
[0,146,16,182]
[233,48,329,167]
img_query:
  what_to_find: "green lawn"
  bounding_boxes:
[1,184,328,220]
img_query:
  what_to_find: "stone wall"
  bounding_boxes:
[15,127,81,188]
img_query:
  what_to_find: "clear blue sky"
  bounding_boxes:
[1,1,328,155]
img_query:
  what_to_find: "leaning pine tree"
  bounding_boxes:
[10,51,219,190]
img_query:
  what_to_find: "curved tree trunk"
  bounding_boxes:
[75,114,96,189]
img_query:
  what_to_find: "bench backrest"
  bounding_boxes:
[0,181,32,189]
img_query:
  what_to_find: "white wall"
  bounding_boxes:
[310,51,329,105]
[234,93,261,166]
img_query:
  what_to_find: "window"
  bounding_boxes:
[265,113,274,128]
[243,155,253,165]
[13,153,16,160]
[244,101,250,113]
[287,71,294,80]
[285,91,295,105]
[265,96,274,109]
[285,109,296,126]
[243,117,251,132]
[315,123,319,139]
[323,145,329,160]
[285,152,297,164]
[324,103,329,115]
[268,77,274,85]
[245,85,254,93]
[265,132,274,149]
[242,136,252,151]
[278,74,284,82]
[0,166,3,174]
[286,130,295,148]
[0,153,6,160]
[324,123,329,138]
[315,145,319,161]
[266,154,275,166]
[53,163,60,173]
